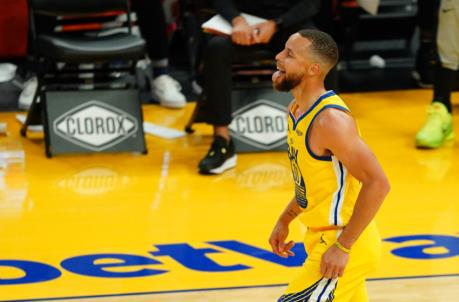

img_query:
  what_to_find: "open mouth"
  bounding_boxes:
[272,68,285,83]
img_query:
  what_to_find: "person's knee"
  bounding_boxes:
[205,36,233,62]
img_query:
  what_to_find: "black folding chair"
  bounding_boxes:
[21,0,147,157]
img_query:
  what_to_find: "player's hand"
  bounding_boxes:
[320,244,349,279]
[269,221,295,258]
[253,20,277,44]
[231,16,255,46]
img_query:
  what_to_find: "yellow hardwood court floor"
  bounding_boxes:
[0,89,458,301]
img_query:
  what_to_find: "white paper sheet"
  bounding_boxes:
[358,0,380,15]
[201,13,267,35]
[143,122,186,139]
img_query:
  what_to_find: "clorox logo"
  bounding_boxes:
[58,167,129,195]
[53,101,138,151]
[229,99,287,150]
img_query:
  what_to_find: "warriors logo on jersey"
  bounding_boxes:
[288,145,308,208]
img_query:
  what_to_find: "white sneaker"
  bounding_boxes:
[151,74,186,109]
[18,76,39,110]
[0,63,17,83]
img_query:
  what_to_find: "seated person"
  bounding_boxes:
[198,0,320,174]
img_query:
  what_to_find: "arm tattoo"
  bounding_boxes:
[287,209,299,219]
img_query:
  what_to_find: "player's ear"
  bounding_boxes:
[308,63,321,76]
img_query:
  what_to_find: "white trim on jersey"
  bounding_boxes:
[329,156,347,226]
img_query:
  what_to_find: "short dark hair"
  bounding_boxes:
[297,29,339,70]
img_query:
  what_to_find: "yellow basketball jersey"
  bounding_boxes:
[287,91,362,229]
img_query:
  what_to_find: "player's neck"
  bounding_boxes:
[291,80,326,114]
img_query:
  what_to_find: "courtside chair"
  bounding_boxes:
[21,0,146,157]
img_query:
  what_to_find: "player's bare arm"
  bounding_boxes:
[311,108,391,279]
[269,197,301,258]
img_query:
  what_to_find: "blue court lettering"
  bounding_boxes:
[151,243,250,272]
[1,236,458,285]
[384,234,459,259]
[61,254,168,278]
[0,260,61,285]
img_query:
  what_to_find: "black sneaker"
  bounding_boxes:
[198,136,237,175]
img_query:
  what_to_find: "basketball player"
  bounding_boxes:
[269,29,390,301]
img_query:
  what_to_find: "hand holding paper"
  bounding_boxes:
[202,13,268,39]
[253,20,277,44]
[231,15,256,45]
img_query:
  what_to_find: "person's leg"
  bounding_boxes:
[132,0,168,76]
[278,230,337,302]
[433,0,458,113]
[132,0,186,108]
[202,36,234,128]
[198,35,237,174]
[433,65,457,113]
[413,0,439,88]
[348,282,368,302]
[328,222,380,302]
[416,0,458,148]
[279,223,380,302]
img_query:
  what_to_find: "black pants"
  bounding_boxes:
[417,0,439,37]
[131,0,167,61]
[202,21,336,126]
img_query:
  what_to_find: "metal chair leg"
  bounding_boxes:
[20,80,42,137]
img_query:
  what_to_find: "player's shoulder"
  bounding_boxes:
[314,106,355,134]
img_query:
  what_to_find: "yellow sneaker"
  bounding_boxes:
[415,102,454,148]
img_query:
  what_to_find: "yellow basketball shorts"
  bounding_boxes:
[278,221,381,302]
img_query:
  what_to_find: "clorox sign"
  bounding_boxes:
[53,101,138,151]
[229,99,287,150]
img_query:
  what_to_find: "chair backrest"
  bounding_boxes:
[29,0,129,16]
[27,0,140,90]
